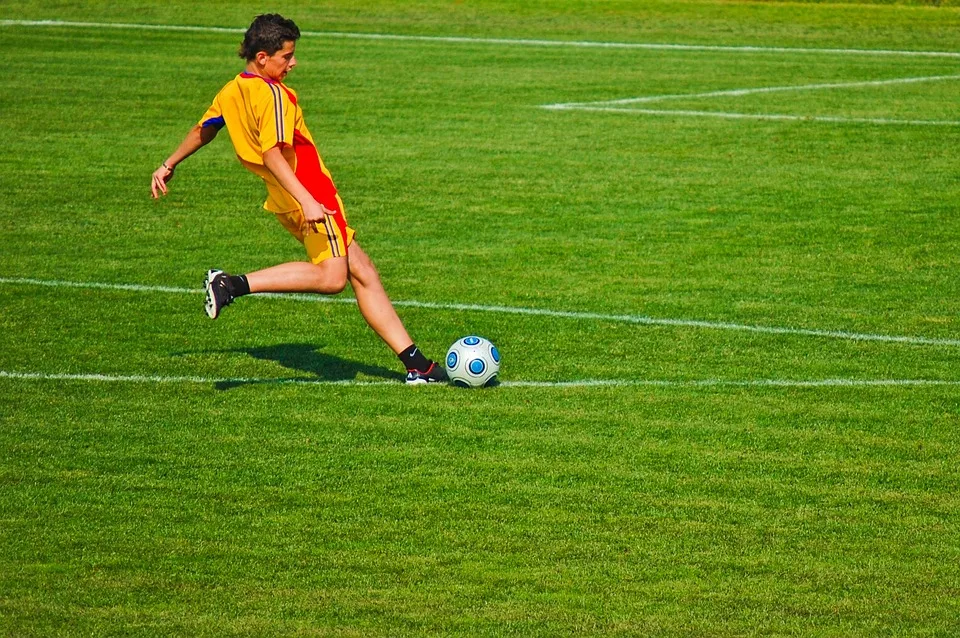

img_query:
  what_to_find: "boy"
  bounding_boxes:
[150,13,447,384]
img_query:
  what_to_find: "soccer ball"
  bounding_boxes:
[445,336,501,388]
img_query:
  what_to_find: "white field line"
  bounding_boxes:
[543,107,960,126]
[545,74,960,108]
[2,19,960,58]
[2,276,959,348]
[2,370,958,389]
[542,74,960,125]
[7,19,957,125]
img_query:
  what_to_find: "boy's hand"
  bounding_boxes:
[302,199,336,223]
[151,164,175,199]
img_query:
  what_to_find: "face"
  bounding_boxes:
[258,40,297,81]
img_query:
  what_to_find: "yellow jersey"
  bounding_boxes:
[199,72,343,216]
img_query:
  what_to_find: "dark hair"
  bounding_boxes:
[238,14,300,61]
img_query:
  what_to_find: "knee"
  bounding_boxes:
[319,277,348,295]
[310,261,348,295]
[348,249,380,287]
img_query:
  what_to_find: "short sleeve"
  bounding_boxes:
[198,96,225,130]
[254,84,296,151]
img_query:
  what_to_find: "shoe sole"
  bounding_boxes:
[405,363,448,385]
[203,269,223,319]
[405,376,449,385]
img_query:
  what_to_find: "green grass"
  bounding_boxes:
[2,1,960,635]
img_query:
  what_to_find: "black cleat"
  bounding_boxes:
[405,361,448,385]
[203,268,234,319]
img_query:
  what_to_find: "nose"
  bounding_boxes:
[289,56,297,69]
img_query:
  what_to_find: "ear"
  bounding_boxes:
[255,50,270,66]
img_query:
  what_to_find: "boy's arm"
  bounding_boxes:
[150,124,220,199]
[262,146,335,223]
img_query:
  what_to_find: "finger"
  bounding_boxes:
[152,176,166,198]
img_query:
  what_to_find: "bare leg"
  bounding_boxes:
[239,243,413,356]
[346,242,413,355]
[246,259,348,295]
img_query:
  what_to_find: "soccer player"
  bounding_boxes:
[150,13,447,384]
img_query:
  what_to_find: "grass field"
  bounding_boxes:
[2,1,960,635]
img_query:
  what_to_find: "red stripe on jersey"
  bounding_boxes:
[293,130,348,244]
[278,83,298,106]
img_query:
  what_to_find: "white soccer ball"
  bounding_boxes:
[445,336,501,388]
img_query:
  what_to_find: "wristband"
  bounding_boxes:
[162,162,174,171]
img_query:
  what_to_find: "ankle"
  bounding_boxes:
[228,274,250,297]
[398,344,432,372]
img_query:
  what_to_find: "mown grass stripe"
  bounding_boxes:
[2,19,960,58]
[2,276,958,347]
[2,370,958,388]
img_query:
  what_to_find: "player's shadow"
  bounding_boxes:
[204,343,401,390]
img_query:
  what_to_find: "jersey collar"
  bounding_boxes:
[240,71,279,84]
